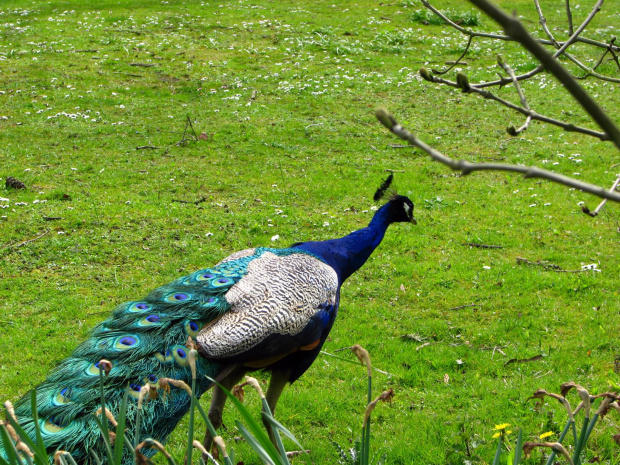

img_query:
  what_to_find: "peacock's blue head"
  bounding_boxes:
[374,174,416,225]
[387,195,416,224]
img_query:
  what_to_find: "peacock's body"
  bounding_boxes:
[2,181,416,463]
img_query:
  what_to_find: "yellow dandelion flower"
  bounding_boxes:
[493,432,501,439]
[540,431,554,439]
[494,423,511,431]
[506,430,512,435]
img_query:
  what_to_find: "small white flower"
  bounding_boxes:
[483,266,491,270]
[271,234,280,242]
[205,232,213,237]
[370,205,378,211]
[323,221,330,227]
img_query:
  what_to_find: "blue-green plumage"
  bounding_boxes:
[3,192,416,464]
[5,247,316,463]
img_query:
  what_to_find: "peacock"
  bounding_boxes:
[1,175,416,463]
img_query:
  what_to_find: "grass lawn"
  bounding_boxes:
[1,0,619,463]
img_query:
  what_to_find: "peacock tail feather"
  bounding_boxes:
[4,247,317,463]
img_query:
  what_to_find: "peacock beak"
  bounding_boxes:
[410,215,417,225]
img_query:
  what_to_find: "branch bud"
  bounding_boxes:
[419,68,432,81]
[375,108,397,130]
[456,73,471,92]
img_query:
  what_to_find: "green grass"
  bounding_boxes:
[1,0,620,463]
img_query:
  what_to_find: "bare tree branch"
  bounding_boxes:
[419,0,619,53]
[471,0,606,89]
[419,70,608,140]
[375,108,620,203]
[582,175,620,216]
[565,0,574,36]
[466,0,620,151]
[497,56,532,135]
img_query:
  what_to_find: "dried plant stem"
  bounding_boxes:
[376,108,620,203]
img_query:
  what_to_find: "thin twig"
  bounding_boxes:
[420,0,618,52]
[432,36,473,75]
[171,197,207,205]
[129,63,156,67]
[497,56,532,135]
[467,0,620,151]
[136,145,161,150]
[375,108,620,203]
[566,0,574,36]
[4,230,50,249]
[449,304,477,310]
[461,242,503,249]
[419,71,608,141]
[582,175,620,217]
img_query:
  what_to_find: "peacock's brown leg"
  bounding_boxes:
[202,365,247,458]
[263,368,291,447]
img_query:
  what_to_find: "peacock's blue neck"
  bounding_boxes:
[294,203,395,284]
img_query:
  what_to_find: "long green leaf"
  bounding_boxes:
[0,425,21,465]
[5,412,46,465]
[193,398,218,441]
[97,371,114,465]
[88,449,102,465]
[206,377,282,464]
[92,414,114,463]
[491,437,502,465]
[260,412,288,465]
[261,411,304,451]
[235,421,276,465]
[186,377,197,465]
[513,429,523,465]
[113,387,129,465]
[28,391,47,460]
[572,416,590,465]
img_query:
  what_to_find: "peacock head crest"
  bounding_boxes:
[373,174,417,224]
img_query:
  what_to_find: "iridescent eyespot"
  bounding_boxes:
[146,315,160,323]
[172,345,190,366]
[147,374,158,383]
[203,297,217,306]
[129,302,151,313]
[42,418,66,433]
[86,361,113,376]
[197,271,216,281]
[165,293,190,303]
[184,320,201,337]
[53,388,71,406]
[211,277,233,287]
[130,383,141,392]
[114,335,139,350]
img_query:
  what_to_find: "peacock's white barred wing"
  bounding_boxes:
[197,251,338,358]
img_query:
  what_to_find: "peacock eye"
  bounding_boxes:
[148,374,158,382]
[114,335,140,350]
[166,293,190,302]
[146,315,160,323]
[130,383,141,392]
[176,348,187,358]
[130,302,151,312]
[204,297,217,306]
[211,277,233,287]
